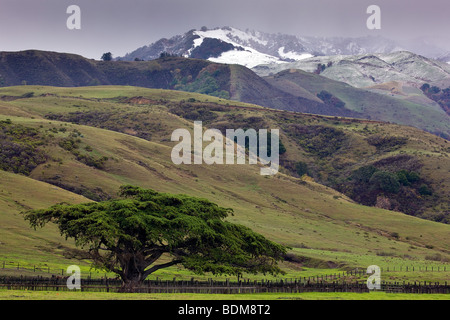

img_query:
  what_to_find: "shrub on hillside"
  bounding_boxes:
[0,120,47,175]
[288,125,347,158]
[366,134,408,151]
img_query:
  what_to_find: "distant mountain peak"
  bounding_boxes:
[119,26,419,68]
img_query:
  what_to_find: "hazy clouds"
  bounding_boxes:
[1,0,449,59]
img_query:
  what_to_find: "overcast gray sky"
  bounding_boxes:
[1,0,449,59]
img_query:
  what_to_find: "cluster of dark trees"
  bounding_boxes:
[420,83,450,116]
[317,90,346,109]
[314,62,333,74]
[289,124,347,158]
[338,164,433,216]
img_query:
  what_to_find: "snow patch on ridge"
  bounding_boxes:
[191,27,284,68]
[194,27,268,47]
[278,47,313,61]
[209,49,284,69]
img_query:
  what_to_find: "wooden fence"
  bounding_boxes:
[1,275,448,294]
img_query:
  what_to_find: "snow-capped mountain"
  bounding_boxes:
[253,51,450,88]
[119,26,411,68]
[436,52,450,65]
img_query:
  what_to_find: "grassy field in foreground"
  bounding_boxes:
[0,85,448,290]
[0,290,449,300]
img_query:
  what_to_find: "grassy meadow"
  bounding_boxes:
[0,85,448,300]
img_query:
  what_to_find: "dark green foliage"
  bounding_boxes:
[317,90,346,109]
[314,63,326,74]
[190,38,240,59]
[59,137,79,152]
[396,170,410,186]
[265,131,286,157]
[173,69,230,99]
[420,83,450,118]
[420,83,430,91]
[366,135,408,151]
[369,171,401,194]
[429,86,441,94]
[372,155,422,173]
[317,90,332,101]
[337,162,433,217]
[40,178,111,202]
[396,170,420,186]
[23,186,287,292]
[101,52,112,61]
[73,152,108,170]
[295,161,309,177]
[390,232,400,239]
[232,131,286,159]
[21,92,34,98]
[0,120,47,175]
[289,125,347,158]
[168,103,221,122]
[159,52,179,58]
[46,110,160,141]
[418,184,432,196]
[58,137,108,169]
[351,165,378,183]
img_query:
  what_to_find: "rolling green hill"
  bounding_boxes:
[0,50,331,115]
[264,69,450,139]
[0,85,448,282]
[1,50,449,139]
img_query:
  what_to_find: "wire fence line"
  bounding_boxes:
[1,260,449,294]
[0,275,449,294]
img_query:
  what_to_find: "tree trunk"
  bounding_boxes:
[119,259,146,293]
[120,277,144,293]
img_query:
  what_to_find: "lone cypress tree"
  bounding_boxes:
[24,185,287,292]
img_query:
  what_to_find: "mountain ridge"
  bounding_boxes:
[119,26,448,67]
[0,50,356,117]
[0,49,448,138]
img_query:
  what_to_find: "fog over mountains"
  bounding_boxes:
[119,26,450,68]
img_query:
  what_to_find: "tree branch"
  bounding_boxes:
[143,259,182,279]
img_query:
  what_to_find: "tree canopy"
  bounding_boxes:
[23,185,287,292]
[101,52,112,61]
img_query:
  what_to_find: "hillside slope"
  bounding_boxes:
[1,50,448,138]
[0,85,448,280]
[253,51,450,88]
[0,85,448,220]
[0,170,91,267]
[0,50,336,115]
[264,69,450,139]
